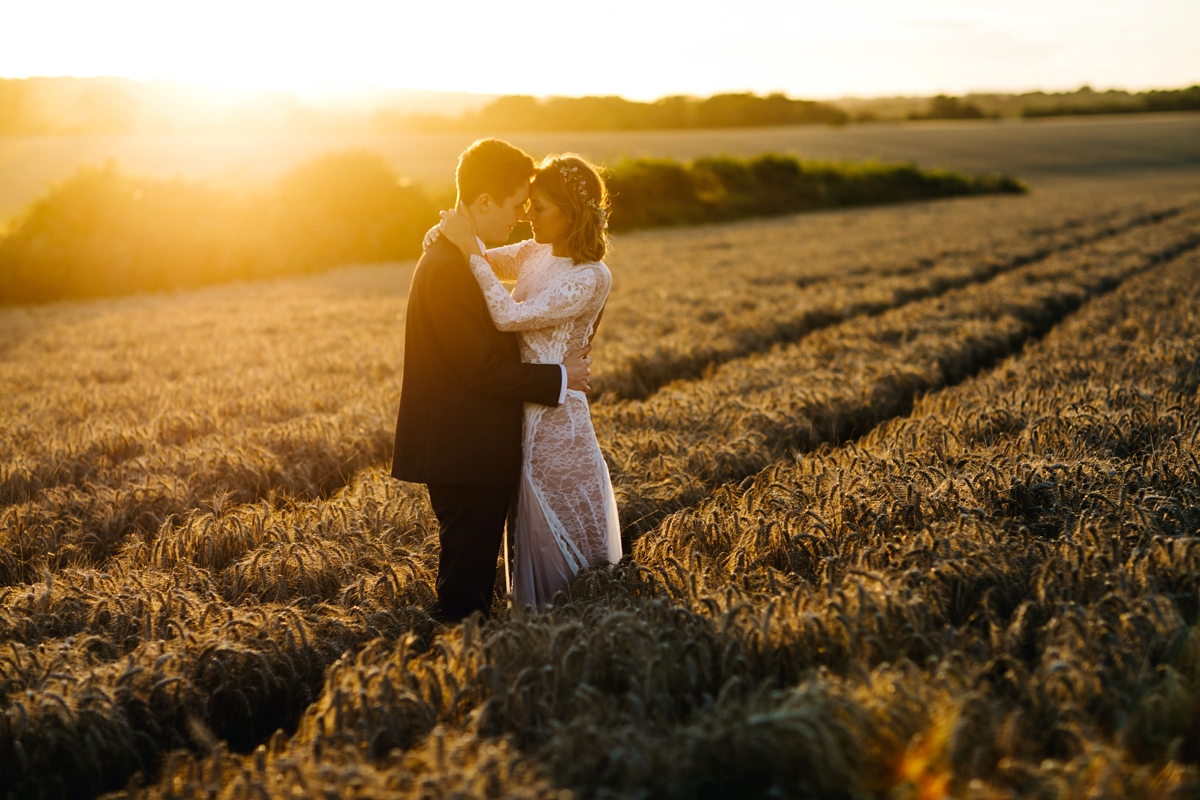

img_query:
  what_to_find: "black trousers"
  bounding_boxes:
[426,483,513,622]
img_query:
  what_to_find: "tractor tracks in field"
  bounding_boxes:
[608,206,1200,539]
[3,213,1199,800]
[596,204,1193,405]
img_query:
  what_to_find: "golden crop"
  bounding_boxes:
[1,177,1198,799]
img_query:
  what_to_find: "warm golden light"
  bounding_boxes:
[2,0,1198,100]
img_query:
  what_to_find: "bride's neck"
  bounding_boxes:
[551,242,570,258]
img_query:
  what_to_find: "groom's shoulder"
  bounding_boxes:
[423,235,465,266]
[415,237,468,286]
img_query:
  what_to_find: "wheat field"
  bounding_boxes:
[2,173,1200,798]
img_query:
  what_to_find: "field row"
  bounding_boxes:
[2,185,1199,797]
[0,276,408,583]
[592,191,1189,399]
[105,216,1200,798]
[624,245,1200,797]
[2,187,1151,499]
[0,471,441,797]
[1,191,1193,585]
[598,204,1200,533]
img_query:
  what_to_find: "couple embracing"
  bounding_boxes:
[391,138,621,624]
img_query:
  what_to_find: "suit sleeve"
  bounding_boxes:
[425,252,562,407]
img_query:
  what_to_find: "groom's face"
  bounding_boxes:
[473,183,532,244]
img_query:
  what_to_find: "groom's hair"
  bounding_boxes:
[456,139,536,206]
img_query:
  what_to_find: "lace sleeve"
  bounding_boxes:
[483,239,537,282]
[469,255,600,331]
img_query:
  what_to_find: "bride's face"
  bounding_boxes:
[525,186,571,247]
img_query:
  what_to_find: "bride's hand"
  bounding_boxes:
[438,202,482,258]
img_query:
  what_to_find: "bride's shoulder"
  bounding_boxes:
[575,259,612,288]
[583,259,611,278]
[571,255,608,270]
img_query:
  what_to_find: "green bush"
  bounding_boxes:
[272,151,441,271]
[0,162,272,303]
[0,152,444,304]
[605,154,1026,232]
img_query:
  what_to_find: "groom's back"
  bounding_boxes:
[391,236,528,488]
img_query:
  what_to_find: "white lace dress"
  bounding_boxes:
[467,238,621,608]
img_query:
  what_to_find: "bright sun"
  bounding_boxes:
[3,0,1199,100]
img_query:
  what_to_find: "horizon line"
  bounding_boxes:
[3,73,1199,105]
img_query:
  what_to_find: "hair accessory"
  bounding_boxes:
[557,161,609,229]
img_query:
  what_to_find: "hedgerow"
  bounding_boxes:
[0,152,1021,305]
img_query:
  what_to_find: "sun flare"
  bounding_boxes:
[3,0,1198,100]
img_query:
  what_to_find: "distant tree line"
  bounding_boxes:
[907,95,992,121]
[1019,84,1200,118]
[0,80,849,135]
[6,78,1197,137]
[846,84,1200,123]
[381,93,849,132]
[0,151,1023,304]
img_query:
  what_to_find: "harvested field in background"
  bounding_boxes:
[1,175,1199,798]
[2,112,1198,222]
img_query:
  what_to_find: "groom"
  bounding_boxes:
[392,138,591,623]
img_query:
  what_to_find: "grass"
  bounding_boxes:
[0,178,1198,798]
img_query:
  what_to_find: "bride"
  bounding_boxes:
[433,153,621,609]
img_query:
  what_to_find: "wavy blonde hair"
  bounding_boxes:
[532,154,610,264]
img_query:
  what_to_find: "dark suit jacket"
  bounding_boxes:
[392,236,562,488]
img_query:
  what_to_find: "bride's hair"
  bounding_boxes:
[533,154,611,264]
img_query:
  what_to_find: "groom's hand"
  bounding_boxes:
[564,344,592,393]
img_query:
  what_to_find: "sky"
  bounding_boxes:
[2,0,1198,100]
